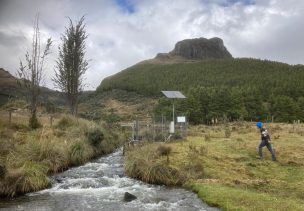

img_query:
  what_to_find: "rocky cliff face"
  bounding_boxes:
[155,37,232,61]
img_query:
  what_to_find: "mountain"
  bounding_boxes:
[168,37,232,59]
[94,37,304,123]
[0,68,65,106]
[138,37,232,65]
[97,58,304,97]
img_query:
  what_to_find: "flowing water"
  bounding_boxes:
[0,149,219,211]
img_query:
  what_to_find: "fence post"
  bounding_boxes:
[50,115,53,127]
[9,110,12,126]
[135,116,139,141]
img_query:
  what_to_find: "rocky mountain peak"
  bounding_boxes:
[155,37,232,61]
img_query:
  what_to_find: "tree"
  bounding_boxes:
[18,14,52,129]
[271,96,299,122]
[53,16,88,115]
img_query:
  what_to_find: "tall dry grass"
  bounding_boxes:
[0,111,122,197]
[125,144,184,186]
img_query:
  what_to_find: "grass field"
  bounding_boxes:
[0,108,122,197]
[124,122,304,210]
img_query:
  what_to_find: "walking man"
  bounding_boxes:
[256,122,276,161]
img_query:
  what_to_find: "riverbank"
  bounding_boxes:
[124,122,304,210]
[0,110,122,197]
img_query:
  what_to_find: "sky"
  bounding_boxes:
[0,0,304,90]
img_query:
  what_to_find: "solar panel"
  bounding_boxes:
[161,91,186,99]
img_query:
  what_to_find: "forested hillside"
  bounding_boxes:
[97,58,304,123]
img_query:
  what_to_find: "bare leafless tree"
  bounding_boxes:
[53,16,88,115]
[18,14,52,129]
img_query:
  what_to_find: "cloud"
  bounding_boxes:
[0,0,303,90]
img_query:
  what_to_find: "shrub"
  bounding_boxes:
[172,132,183,140]
[87,127,104,147]
[184,160,205,179]
[10,123,30,132]
[104,112,121,125]
[204,134,211,141]
[56,115,74,130]
[154,133,165,141]
[0,162,50,197]
[142,162,183,185]
[199,145,208,156]
[156,145,172,156]
[29,115,42,129]
[69,141,85,165]
[18,161,50,193]
[69,141,93,166]
[156,144,172,163]
[0,139,15,156]
[0,164,7,179]
[3,99,27,109]
[225,126,231,138]
[37,141,68,173]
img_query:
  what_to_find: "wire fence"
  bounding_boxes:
[121,115,188,142]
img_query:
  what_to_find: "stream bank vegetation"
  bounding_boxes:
[124,122,304,210]
[0,103,122,197]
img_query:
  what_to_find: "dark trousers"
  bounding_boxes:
[258,140,276,161]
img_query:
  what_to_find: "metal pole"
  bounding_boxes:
[173,101,175,124]
[172,100,175,134]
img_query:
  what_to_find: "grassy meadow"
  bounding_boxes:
[0,105,122,197]
[124,122,304,211]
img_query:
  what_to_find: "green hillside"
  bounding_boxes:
[97,58,304,123]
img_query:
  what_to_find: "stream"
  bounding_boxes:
[0,149,218,211]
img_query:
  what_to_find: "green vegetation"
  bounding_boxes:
[53,16,88,115]
[0,110,122,197]
[97,58,304,123]
[125,143,184,186]
[124,123,304,210]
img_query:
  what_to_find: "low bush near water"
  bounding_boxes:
[125,144,184,186]
[0,162,49,197]
[86,127,104,147]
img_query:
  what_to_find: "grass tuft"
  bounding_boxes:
[156,145,172,156]
[86,127,104,147]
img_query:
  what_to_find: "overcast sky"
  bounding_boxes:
[0,0,304,90]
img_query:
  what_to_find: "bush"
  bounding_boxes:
[0,162,50,197]
[156,145,172,156]
[154,133,165,141]
[204,134,211,141]
[172,132,183,140]
[29,115,42,129]
[69,142,85,165]
[56,116,74,130]
[69,141,93,166]
[19,161,50,193]
[142,162,183,185]
[10,122,30,132]
[87,127,104,147]
[199,145,208,156]
[0,165,7,179]
[225,126,231,138]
